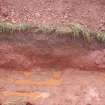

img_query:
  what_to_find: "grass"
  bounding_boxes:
[96,32,105,42]
[70,23,92,40]
[0,21,105,43]
[35,24,56,34]
[0,22,33,33]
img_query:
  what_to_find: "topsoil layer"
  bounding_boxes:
[0,0,105,31]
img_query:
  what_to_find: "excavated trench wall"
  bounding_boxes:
[0,32,105,71]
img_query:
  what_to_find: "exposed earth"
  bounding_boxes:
[1,68,105,105]
[0,0,105,31]
[0,32,104,105]
[0,0,105,105]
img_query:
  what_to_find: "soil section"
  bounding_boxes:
[0,0,105,31]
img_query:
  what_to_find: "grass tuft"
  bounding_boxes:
[55,26,72,35]
[0,21,105,43]
[96,32,105,42]
[0,22,33,33]
[37,24,56,34]
[70,23,92,41]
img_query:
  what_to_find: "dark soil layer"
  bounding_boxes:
[0,32,105,71]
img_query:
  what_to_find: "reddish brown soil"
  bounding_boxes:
[1,68,105,105]
[1,0,105,105]
[0,33,104,105]
[0,0,105,31]
[0,32,105,104]
[0,33,105,71]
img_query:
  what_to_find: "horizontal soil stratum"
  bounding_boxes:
[0,0,105,105]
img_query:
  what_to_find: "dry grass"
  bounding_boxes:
[35,24,56,34]
[0,21,105,43]
[96,32,105,42]
[0,22,33,33]
[70,23,92,40]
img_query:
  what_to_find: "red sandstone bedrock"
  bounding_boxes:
[0,32,105,71]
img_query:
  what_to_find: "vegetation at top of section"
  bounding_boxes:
[0,22,33,33]
[0,21,105,43]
